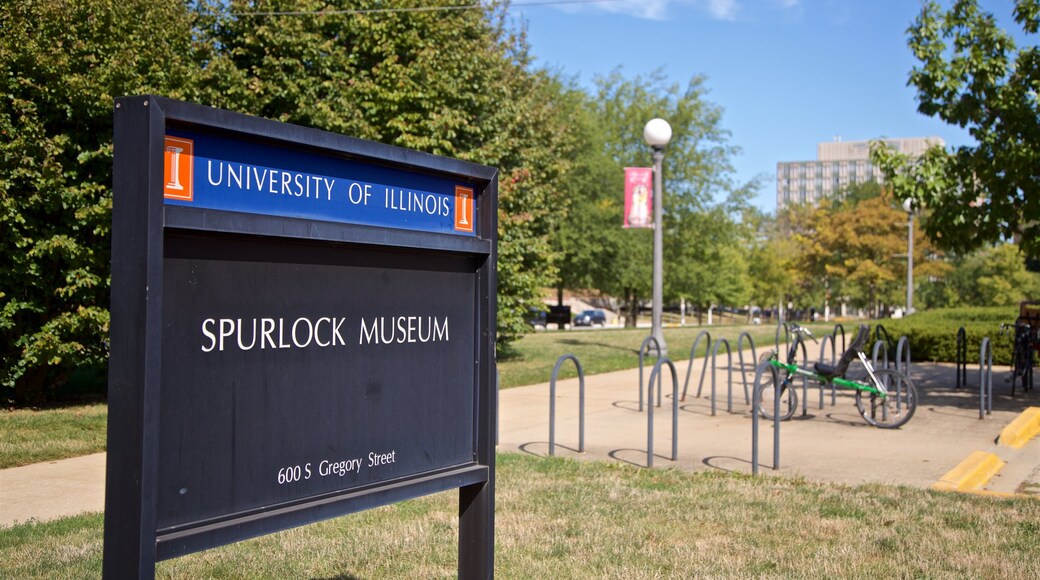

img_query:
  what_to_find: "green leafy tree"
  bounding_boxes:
[555,69,747,326]
[788,189,949,318]
[666,206,750,324]
[900,0,1040,257]
[946,243,1040,306]
[0,0,199,403]
[203,0,577,345]
[1,0,583,403]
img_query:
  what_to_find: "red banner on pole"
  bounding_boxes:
[624,167,653,228]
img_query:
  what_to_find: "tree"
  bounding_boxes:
[555,69,748,326]
[200,0,580,346]
[1,0,581,402]
[902,0,1040,257]
[0,0,199,403]
[945,243,1040,306]
[786,189,950,318]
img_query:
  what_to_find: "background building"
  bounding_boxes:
[776,136,944,210]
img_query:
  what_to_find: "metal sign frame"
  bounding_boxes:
[103,96,497,578]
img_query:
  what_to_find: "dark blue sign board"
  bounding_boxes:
[104,96,497,579]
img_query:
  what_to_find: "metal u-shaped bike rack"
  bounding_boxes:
[681,330,711,402]
[819,334,837,407]
[751,360,781,475]
[709,338,734,416]
[979,337,993,419]
[646,358,679,467]
[955,327,968,389]
[638,335,662,412]
[833,324,846,353]
[787,339,811,416]
[548,354,585,456]
[895,336,912,376]
[819,333,836,364]
[871,339,890,371]
[735,332,756,408]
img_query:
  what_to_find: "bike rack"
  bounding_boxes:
[833,324,846,353]
[548,354,585,456]
[751,360,781,475]
[638,335,662,412]
[646,358,679,467]
[786,339,811,416]
[979,337,993,419]
[871,339,890,371]
[681,330,711,402]
[955,327,967,389]
[874,324,894,359]
[819,334,836,364]
[735,332,756,407]
[819,334,837,407]
[895,336,912,377]
[708,338,735,415]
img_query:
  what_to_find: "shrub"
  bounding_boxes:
[880,306,1017,366]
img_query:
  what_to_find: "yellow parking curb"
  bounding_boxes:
[997,407,1040,449]
[932,451,1005,492]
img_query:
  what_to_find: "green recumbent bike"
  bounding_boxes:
[756,324,918,429]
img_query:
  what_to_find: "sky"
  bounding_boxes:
[506,0,1020,213]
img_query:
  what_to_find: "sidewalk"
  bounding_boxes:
[2,358,1039,528]
[497,359,1040,490]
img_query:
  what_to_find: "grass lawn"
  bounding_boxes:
[2,453,1039,578]
[0,404,107,469]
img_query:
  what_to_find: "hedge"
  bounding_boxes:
[875,306,1018,366]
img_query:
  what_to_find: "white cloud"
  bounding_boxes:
[551,0,742,22]
[588,0,670,20]
[704,0,739,20]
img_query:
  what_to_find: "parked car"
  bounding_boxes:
[528,309,547,330]
[573,309,607,327]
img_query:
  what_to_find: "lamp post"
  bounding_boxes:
[903,198,915,316]
[644,118,672,356]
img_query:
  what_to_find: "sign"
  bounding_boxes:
[105,97,497,579]
[160,130,477,236]
[624,167,653,228]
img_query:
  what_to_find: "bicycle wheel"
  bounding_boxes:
[855,369,918,429]
[756,366,798,421]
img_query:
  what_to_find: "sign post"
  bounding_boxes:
[104,97,497,578]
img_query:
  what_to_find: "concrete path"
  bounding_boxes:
[1,453,106,527]
[2,357,1038,528]
[498,358,1040,491]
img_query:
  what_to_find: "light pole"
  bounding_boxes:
[644,118,672,356]
[903,198,915,316]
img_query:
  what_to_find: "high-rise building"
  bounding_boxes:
[776,136,944,210]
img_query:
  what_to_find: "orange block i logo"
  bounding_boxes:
[164,136,194,201]
[454,186,474,232]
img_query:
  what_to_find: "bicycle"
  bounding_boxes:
[756,324,918,429]
[1000,322,1035,395]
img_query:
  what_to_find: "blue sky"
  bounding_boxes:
[509,0,1019,212]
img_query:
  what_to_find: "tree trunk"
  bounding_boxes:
[625,288,638,328]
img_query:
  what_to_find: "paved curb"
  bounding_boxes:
[933,406,1040,495]
[997,406,1040,449]
[932,451,1005,492]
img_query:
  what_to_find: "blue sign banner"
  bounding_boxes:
[163,129,477,236]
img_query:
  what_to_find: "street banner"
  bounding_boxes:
[624,167,653,228]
